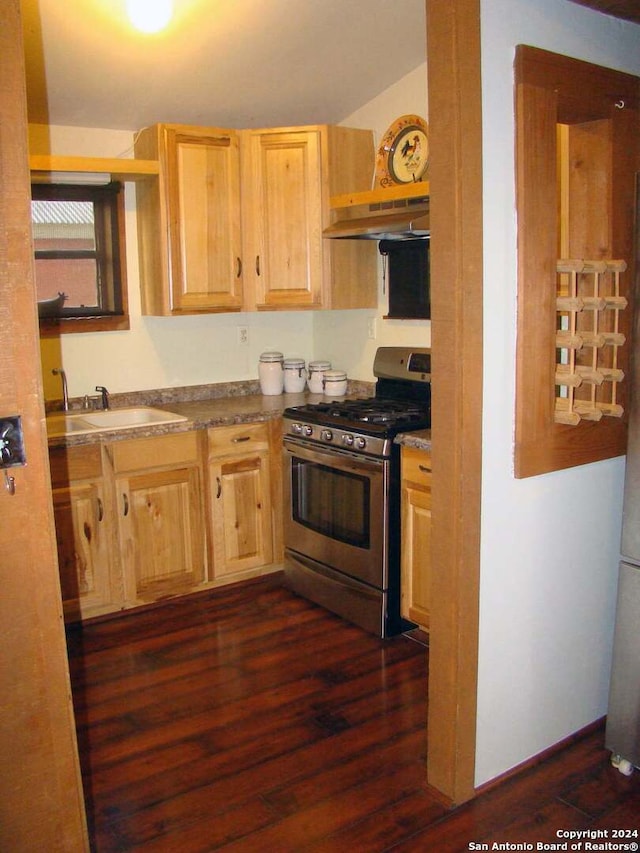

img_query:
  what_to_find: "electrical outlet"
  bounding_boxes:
[367,318,377,340]
[237,326,249,346]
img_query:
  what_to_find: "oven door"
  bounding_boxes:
[283,437,387,589]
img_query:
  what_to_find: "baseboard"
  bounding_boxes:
[474,717,606,796]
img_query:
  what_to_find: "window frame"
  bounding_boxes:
[31,181,130,334]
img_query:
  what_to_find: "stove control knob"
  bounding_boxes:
[342,433,354,447]
[291,422,303,434]
[304,425,313,437]
[356,437,367,450]
[321,429,333,442]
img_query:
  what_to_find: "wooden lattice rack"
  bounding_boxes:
[555,259,628,426]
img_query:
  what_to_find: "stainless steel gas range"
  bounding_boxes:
[282,346,431,637]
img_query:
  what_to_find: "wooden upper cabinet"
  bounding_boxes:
[242,125,377,311]
[135,123,377,315]
[242,128,324,310]
[135,123,243,315]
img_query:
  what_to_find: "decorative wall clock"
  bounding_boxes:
[375,115,429,188]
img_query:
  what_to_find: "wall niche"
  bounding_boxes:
[514,45,640,478]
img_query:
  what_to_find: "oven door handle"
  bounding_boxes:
[283,439,385,473]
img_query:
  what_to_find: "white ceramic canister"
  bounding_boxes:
[307,360,332,394]
[322,369,348,397]
[258,351,284,395]
[283,357,306,393]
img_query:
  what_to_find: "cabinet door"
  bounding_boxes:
[164,125,243,312]
[49,444,115,621]
[116,463,206,603]
[242,128,324,310]
[210,453,273,577]
[109,432,206,604]
[401,449,432,630]
[52,479,112,620]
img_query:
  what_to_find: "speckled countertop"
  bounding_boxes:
[47,379,377,447]
[47,379,431,450]
[394,429,432,452]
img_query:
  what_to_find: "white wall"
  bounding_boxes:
[319,63,430,381]
[476,0,640,785]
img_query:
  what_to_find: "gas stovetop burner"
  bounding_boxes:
[283,346,431,456]
[291,397,429,428]
[352,401,428,424]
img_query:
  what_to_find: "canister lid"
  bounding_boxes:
[259,351,284,362]
[283,357,305,368]
[323,370,347,381]
[308,360,332,371]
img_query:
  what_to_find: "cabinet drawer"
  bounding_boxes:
[402,447,432,488]
[208,422,270,457]
[49,444,103,487]
[111,431,200,473]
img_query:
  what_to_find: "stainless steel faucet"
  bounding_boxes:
[95,385,110,410]
[52,368,69,411]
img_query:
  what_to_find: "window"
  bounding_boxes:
[31,182,129,333]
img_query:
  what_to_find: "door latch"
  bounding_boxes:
[0,416,26,496]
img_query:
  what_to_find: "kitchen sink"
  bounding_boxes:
[80,407,188,429]
[46,407,188,437]
[46,413,97,435]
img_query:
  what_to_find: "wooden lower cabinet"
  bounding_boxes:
[206,422,274,579]
[49,444,119,621]
[49,422,282,621]
[400,446,432,631]
[110,431,207,604]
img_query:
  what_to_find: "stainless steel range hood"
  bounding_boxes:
[323,186,431,240]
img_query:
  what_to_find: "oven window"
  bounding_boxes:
[292,459,370,548]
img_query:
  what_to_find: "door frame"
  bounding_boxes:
[0,1,88,848]
[0,0,484,830]
[426,0,483,804]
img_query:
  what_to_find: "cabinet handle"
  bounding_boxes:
[236,257,242,278]
[122,493,129,517]
[419,464,432,473]
[232,436,251,443]
[255,255,261,276]
[97,497,104,522]
[216,477,222,499]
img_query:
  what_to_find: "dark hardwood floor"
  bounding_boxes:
[66,574,640,852]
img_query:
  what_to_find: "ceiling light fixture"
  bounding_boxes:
[126,0,173,34]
